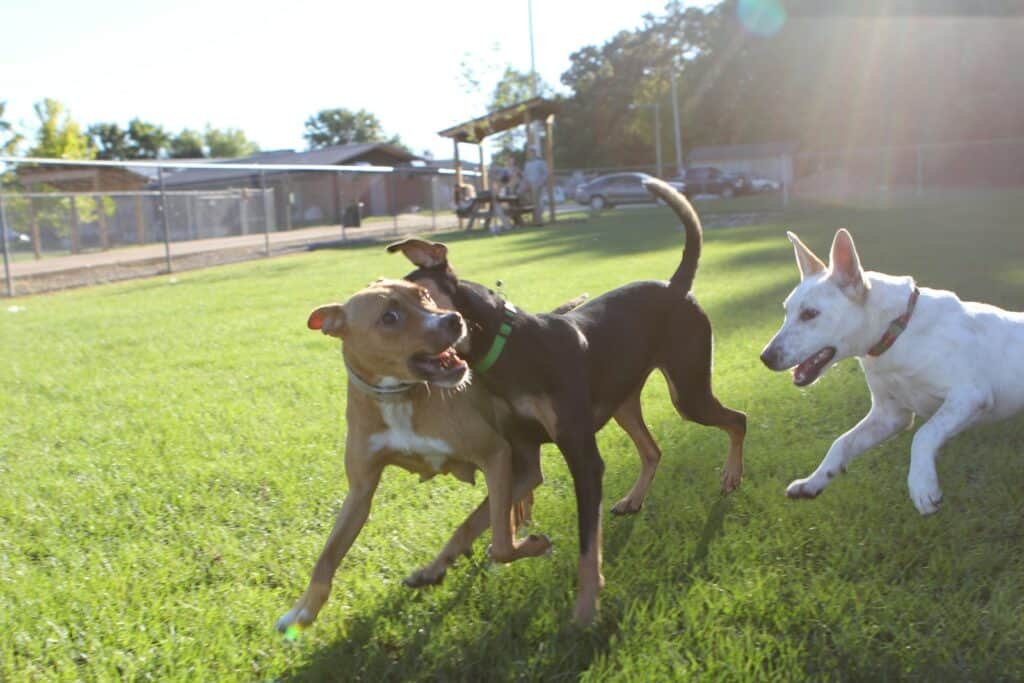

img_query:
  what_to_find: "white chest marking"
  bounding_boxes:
[368,400,452,470]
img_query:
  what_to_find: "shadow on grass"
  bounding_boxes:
[278,490,740,682]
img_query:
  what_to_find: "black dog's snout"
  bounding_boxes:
[760,346,781,369]
[441,313,463,333]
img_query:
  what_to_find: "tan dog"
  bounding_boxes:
[276,279,550,633]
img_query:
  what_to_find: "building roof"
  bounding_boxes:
[438,97,561,143]
[687,142,795,163]
[159,142,420,187]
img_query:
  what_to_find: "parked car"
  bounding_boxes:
[674,166,750,198]
[743,173,782,193]
[573,172,685,210]
[2,227,31,247]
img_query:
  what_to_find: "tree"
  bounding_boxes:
[487,67,552,163]
[204,126,258,158]
[125,119,170,159]
[303,108,399,148]
[87,123,131,160]
[29,99,94,160]
[0,101,22,155]
[22,100,108,244]
[170,128,206,158]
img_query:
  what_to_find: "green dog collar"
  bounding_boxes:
[473,302,517,373]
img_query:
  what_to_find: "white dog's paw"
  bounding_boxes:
[786,476,825,499]
[908,472,943,515]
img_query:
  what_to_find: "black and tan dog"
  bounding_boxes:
[390,178,746,624]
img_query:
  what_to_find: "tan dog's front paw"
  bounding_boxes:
[402,565,448,588]
[720,459,743,493]
[276,584,330,634]
[610,496,643,515]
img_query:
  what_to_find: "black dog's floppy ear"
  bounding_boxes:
[387,238,449,268]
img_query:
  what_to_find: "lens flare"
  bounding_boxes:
[738,0,787,37]
[284,624,302,642]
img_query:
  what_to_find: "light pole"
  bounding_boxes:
[528,0,538,97]
[670,70,684,175]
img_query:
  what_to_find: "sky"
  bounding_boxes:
[0,0,686,161]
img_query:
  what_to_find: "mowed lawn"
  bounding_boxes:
[2,189,1023,681]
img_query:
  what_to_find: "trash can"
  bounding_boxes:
[342,202,363,228]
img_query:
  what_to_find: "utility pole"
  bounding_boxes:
[670,70,684,175]
[653,103,663,178]
[528,0,538,97]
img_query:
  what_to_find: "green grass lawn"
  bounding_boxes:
[2,189,1023,681]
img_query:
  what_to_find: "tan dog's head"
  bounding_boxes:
[308,278,469,389]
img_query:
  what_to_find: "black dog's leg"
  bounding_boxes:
[660,357,746,493]
[553,398,606,626]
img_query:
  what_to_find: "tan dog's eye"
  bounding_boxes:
[380,310,401,326]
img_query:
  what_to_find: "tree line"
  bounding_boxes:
[553,0,1024,168]
[0,100,407,162]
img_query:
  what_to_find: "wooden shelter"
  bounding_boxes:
[438,97,560,226]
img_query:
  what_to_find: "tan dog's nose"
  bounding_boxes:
[441,313,463,334]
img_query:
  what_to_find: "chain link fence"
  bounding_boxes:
[0,158,474,296]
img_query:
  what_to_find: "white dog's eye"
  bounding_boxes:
[799,308,819,322]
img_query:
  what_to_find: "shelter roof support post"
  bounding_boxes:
[453,139,463,230]
[477,144,487,193]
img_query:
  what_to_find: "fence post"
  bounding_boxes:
[157,166,172,273]
[390,174,398,235]
[239,189,249,235]
[69,197,81,254]
[260,170,271,257]
[430,174,437,232]
[28,197,41,260]
[338,171,347,243]
[97,194,109,250]
[1,194,12,297]
[134,194,146,244]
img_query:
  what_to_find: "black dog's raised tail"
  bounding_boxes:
[643,178,703,293]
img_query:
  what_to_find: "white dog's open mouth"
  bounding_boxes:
[409,347,469,386]
[793,346,836,386]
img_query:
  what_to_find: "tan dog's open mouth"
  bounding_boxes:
[793,346,836,386]
[410,347,469,386]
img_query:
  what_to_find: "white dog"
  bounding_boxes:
[760,228,1024,514]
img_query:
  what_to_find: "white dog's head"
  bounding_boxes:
[760,229,871,386]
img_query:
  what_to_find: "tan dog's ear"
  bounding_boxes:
[828,228,869,300]
[308,304,346,338]
[386,238,448,268]
[787,231,825,280]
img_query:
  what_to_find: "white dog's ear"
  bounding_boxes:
[787,231,825,280]
[828,229,870,300]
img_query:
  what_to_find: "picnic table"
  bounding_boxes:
[457,191,535,232]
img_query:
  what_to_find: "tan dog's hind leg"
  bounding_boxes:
[403,497,490,587]
[405,453,547,586]
[276,450,383,633]
[610,388,662,515]
[486,446,551,564]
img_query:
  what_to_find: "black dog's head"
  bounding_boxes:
[388,238,507,363]
[386,238,460,309]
